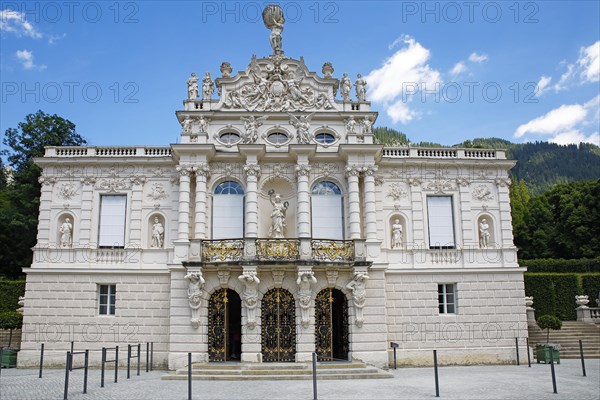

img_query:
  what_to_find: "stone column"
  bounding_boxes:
[243,164,260,238]
[176,165,193,240]
[295,164,311,238]
[194,163,210,239]
[296,265,316,362]
[346,165,362,240]
[495,177,514,247]
[239,266,261,362]
[363,165,378,241]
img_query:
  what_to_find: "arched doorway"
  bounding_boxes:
[261,288,296,362]
[208,288,242,362]
[315,288,349,361]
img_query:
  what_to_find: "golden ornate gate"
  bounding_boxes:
[208,288,228,362]
[261,288,296,362]
[207,288,245,362]
[315,288,349,361]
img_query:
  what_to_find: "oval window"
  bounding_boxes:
[315,133,336,144]
[219,132,240,144]
[267,132,288,144]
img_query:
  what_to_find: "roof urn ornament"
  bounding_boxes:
[220,62,232,78]
[322,62,334,78]
[263,4,285,55]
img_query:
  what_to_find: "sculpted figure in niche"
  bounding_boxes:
[268,190,289,238]
[479,218,490,248]
[151,217,164,248]
[59,217,73,248]
[355,73,367,101]
[187,72,198,100]
[340,72,351,101]
[202,72,214,100]
[197,116,209,134]
[392,219,403,249]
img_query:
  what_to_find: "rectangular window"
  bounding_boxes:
[99,195,127,247]
[98,284,116,316]
[311,196,344,240]
[438,284,456,314]
[427,196,455,249]
[212,195,244,239]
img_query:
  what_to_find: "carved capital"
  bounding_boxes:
[295,164,311,177]
[495,177,512,187]
[363,165,378,177]
[456,176,471,187]
[244,164,261,179]
[80,176,97,186]
[38,175,57,186]
[130,175,147,186]
[345,165,362,177]
[194,163,211,178]
[176,165,195,177]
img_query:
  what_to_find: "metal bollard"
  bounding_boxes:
[63,351,71,400]
[549,348,557,394]
[579,340,586,377]
[137,343,141,376]
[312,352,318,400]
[515,337,520,366]
[83,350,89,394]
[101,347,106,387]
[391,342,399,370]
[150,342,154,371]
[127,345,131,379]
[188,353,192,400]
[115,346,119,383]
[39,343,45,378]
[433,350,440,398]
[70,341,74,371]
[526,337,531,368]
[146,342,149,373]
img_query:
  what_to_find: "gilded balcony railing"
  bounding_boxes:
[200,239,244,262]
[256,239,300,262]
[311,240,354,263]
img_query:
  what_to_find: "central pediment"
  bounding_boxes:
[214,54,340,113]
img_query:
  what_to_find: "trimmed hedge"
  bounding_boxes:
[521,258,600,273]
[581,274,600,307]
[524,273,600,320]
[0,280,26,313]
[524,274,556,317]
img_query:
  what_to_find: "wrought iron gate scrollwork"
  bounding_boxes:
[208,288,228,362]
[315,288,349,361]
[261,288,296,362]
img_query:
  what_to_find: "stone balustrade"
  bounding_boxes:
[382,147,505,160]
[45,146,172,157]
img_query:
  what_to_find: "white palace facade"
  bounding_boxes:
[19,8,527,369]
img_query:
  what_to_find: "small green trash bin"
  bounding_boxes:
[535,344,560,364]
[1,348,18,368]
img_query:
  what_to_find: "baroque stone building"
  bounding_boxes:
[19,6,526,369]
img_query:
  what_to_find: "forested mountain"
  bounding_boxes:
[373,128,600,195]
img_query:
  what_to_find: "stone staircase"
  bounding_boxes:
[162,361,393,381]
[528,321,600,359]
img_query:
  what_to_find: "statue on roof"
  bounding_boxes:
[355,73,367,101]
[202,72,214,100]
[187,72,198,100]
[263,5,285,55]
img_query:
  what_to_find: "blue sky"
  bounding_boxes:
[1,1,599,150]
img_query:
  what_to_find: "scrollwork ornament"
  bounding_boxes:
[243,164,261,179]
[456,177,471,187]
[495,177,512,187]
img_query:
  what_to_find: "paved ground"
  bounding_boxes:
[1,359,599,400]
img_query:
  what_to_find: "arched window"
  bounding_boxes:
[311,181,343,239]
[213,181,244,239]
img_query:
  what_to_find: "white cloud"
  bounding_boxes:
[387,100,421,124]
[553,63,574,92]
[0,10,42,39]
[514,95,600,145]
[48,33,67,45]
[365,35,441,124]
[16,49,46,71]
[535,75,552,96]
[468,52,488,63]
[450,62,467,77]
[549,131,599,146]
[578,40,600,83]
[514,104,587,138]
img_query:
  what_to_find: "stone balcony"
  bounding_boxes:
[185,238,367,266]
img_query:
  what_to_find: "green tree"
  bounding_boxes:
[0,111,86,278]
